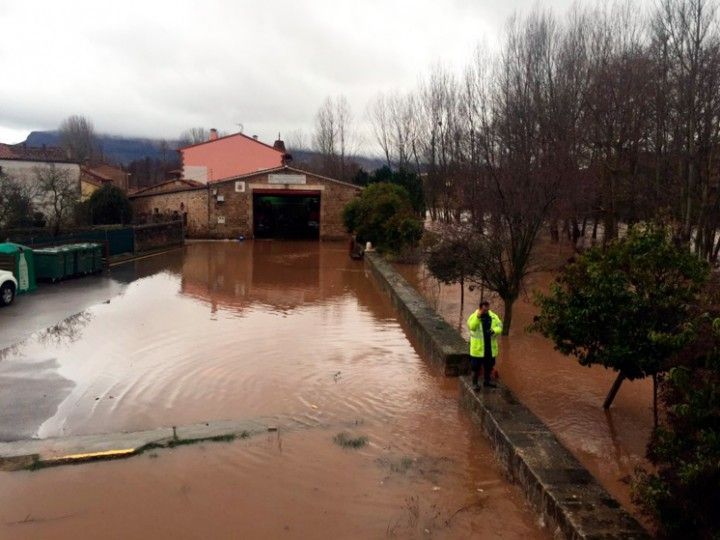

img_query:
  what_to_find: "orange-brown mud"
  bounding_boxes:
[0,241,547,539]
[396,240,653,520]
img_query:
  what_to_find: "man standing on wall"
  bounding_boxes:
[467,300,503,391]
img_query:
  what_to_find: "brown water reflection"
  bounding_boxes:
[396,259,653,519]
[0,241,547,539]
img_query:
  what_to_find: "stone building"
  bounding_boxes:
[130,166,361,241]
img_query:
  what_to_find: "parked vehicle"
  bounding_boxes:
[0,243,36,300]
[0,270,17,306]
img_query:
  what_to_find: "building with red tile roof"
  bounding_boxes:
[180,129,291,184]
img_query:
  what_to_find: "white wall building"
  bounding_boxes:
[0,143,81,219]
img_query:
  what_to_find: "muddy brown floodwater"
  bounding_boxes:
[395,243,653,523]
[0,241,548,539]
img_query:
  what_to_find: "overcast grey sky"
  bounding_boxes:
[1,0,587,149]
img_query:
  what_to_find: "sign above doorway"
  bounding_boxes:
[268,174,306,185]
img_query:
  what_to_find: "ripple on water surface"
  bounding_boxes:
[0,241,549,539]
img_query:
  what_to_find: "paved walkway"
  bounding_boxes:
[0,274,128,351]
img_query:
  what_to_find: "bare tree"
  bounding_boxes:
[33,166,79,234]
[178,127,210,147]
[285,129,309,152]
[59,115,98,163]
[368,94,393,167]
[369,92,420,172]
[312,95,357,181]
[653,0,720,255]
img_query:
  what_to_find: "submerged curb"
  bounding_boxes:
[0,419,270,471]
[365,252,649,539]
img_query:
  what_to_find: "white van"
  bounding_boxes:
[0,270,18,306]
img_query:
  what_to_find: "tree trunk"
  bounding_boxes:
[603,372,626,409]
[459,276,465,314]
[592,216,599,241]
[502,299,513,336]
[653,373,658,429]
[550,220,560,243]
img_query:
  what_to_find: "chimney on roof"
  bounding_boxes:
[273,134,286,153]
[209,128,218,141]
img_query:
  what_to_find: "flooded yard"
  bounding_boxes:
[396,256,653,521]
[0,241,547,539]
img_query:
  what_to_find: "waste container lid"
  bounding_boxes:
[0,242,33,254]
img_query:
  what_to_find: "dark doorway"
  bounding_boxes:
[253,191,321,239]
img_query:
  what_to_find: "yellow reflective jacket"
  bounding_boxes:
[467,310,503,358]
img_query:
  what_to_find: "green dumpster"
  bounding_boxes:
[0,243,36,294]
[34,247,66,282]
[74,244,94,275]
[62,246,76,276]
[89,243,104,273]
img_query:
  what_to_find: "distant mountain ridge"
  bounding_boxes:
[25,131,179,166]
[23,131,387,172]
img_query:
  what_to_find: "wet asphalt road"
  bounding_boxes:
[0,262,143,441]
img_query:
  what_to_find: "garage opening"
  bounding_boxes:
[253,191,321,239]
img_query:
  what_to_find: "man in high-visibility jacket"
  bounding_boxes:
[467,300,503,390]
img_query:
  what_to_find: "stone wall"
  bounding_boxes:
[131,188,209,237]
[130,168,360,240]
[134,221,184,253]
[365,251,649,540]
[365,252,469,375]
[459,379,648,539]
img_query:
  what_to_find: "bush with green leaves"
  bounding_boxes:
[633,309,720,538]
[343,182,422,254]
[86,184,133,225]
[533,224,709,406]
[353,166,425,215]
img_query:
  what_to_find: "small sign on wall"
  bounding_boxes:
[235,181,245,192]
[269,174,306,185]
[217,216,226,224]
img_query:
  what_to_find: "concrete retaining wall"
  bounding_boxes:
[364,252,469,375]
[365,252,649,539]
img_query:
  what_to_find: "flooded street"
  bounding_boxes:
[0,241,547,539]
[396,253,653,520]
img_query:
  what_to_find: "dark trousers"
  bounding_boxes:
[470,355,496,385]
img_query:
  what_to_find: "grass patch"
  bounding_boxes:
[390,456,414,474]
[333,432,368,449]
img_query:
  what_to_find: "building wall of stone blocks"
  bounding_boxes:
[131,188,209,237]
[131,169,361,241]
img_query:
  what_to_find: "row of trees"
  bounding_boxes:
[371,0,720,256]
[379,0,720,338]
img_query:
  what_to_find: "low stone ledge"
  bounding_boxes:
[460,377,649,539]
[364,252,469,375]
